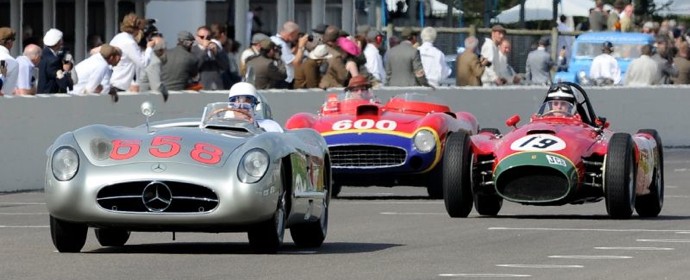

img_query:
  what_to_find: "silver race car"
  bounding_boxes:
[45,101,331,253]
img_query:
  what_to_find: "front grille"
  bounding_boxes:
[96,181,218,213]
[496,166,569,203]
[329,145,407,168]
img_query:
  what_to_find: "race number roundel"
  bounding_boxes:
[510,134,566,152]
[331,119,397,131]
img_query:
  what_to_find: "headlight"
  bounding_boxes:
[413,129,436,153]
[238,148,269,183]
[52,147,79,181]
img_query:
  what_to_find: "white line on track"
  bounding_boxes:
[673,168,689,172]
[0,225,48,228]
[0,202,45,205]
[637,239,690,243]
[667,195,690,198]
[489,227,690,233]
[380,212,446,215]
[675,232,690,234]
[343,201,442,205]
[666,185,678,189]
[594,246,675,251]
[0,212,47,215]
[496,264,583,269]
[548,255,632,260]
[439,273,531,278]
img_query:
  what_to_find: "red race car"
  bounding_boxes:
[443,82,663,219]
[286,92,478,198]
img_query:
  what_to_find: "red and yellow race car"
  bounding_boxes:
[286,92,478,198]
[443,82,663,219]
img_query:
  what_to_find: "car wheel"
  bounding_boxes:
[331,183,342,198]
[443,131,474,218]
[426,160,444,199]
[635,129,664,217]
[50,215,87,253]
[604,133,636,219]
[248,191,286,254]
[95,228,130,247]
[474,194,503,216]
[290,199,328,248]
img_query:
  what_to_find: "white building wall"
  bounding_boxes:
[146,0,206,39]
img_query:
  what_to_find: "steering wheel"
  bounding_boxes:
[208,108,253,122]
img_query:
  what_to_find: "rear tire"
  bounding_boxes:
[604,133,636,219]
[331,183,342,198]
[248,191,286,254]
[95,228,130,247]
[635,129,664,217]
[50,215,87,253]
[474,194,503,216]
[442,131,474,218]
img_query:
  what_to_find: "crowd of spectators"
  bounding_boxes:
[1,0,690,96]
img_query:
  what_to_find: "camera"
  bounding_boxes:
[0,60,5,68]
[308,35,314,42]
[139,18,159,48]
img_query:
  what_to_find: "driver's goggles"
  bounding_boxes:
[228,102,254,110]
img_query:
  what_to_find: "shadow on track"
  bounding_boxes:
[87,242,402,255]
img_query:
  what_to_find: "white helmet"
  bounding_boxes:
[228,82,259,105]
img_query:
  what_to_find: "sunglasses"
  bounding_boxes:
[197,35,210,40]
[349,86,369,92]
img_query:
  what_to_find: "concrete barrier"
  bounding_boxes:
[1,86,687,192]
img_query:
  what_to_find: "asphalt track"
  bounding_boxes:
[2,150,690,280]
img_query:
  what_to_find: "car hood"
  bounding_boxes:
[70,124,248,168]
[494,120,601,164]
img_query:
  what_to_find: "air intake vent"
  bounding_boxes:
[329,145,406,168]
[96,181,219,213]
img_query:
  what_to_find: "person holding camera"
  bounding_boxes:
[245,39,286,89]
[480,25,507,86]
[192,25,230,90]
[270,21,309,89]
[37,28,73,94]
[456,36,490,86]
[0,27,18,95]
[109,13,156,92]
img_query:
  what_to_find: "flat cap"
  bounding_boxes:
[177,31,194,41]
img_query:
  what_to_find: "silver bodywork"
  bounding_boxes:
[45,110,330,234]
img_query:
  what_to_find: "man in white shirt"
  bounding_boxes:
[71,44,122,95]
[589,41,621,85]
[624,44,658,86]
[417,27,450,87]
[14,44,42,95]
[363,30,386,87]
[0,27,19,95]
[480,25,506,86]
[270,21,308,88]
[109,13,155,92]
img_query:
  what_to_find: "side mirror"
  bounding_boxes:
[141,101,155,117]
[597,117,609,129]
[506,114,521,128]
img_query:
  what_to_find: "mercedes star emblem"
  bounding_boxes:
[142,181,172,212]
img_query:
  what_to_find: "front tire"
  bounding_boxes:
[443,131,474,218]
[95,228,130,247]
[604,133,636,219]
[290,201,328,248]
[248,191,286,254]
[635,129,664,217]
[50,215,87,253]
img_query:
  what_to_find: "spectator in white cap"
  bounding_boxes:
[37,28,73,93]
